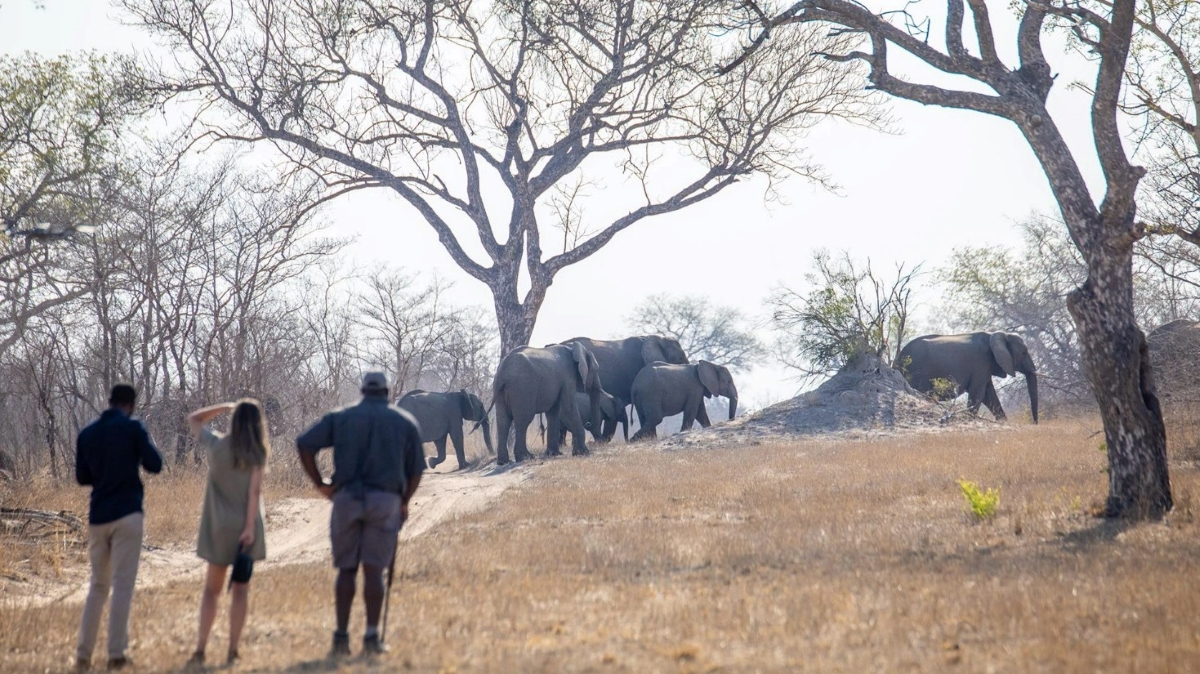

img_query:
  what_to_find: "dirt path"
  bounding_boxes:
[21,462,531,608]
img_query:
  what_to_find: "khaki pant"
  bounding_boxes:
[76,512,144,661]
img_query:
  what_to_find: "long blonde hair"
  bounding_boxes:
[228,398,270,470]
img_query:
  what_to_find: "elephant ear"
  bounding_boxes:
[458,389,474,417]
[989,332,1016,376]
[697,360,721,397]
[571,342,591,385]
[642,338,668,366]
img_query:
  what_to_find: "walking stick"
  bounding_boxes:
[381,504,404,644]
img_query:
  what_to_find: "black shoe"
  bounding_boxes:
[73,658,91,673]
[329,632,351,658]
[362,634,387,656]
[106,657,131,671]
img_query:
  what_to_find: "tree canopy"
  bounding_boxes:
[124,0,884,353]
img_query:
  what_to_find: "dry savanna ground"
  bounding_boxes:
[2,420,1199,673]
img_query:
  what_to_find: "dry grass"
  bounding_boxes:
[3,419,1199,672]
[0,460,315,600]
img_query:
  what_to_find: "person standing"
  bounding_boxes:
[185,399,270,667]
[296,372,424,657]
[74,383,163,672]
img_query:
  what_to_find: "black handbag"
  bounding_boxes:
[229,543,254,589]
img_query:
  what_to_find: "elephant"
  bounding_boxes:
[1147,319,1200,407]
[492,342,604,464]
[557,335,689,440]
[897,332,1039,423]
[630,360,739,441]
[396,389,494,471]
[544,390,630,446]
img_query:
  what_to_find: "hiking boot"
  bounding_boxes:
[362,634,387,656]
[185,650,204,670]
[73,657,91,673]
[106,656,131,671]
[329,632,351,658]
[226,648,239,665]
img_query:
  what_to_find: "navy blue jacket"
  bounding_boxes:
[76,409,164,525]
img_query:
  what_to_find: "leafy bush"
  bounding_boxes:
[958,479,1000,520]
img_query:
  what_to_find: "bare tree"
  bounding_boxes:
[1121,0,1200,243]
[730,0,1177,518]
[0,53,140,352]
[124,0,884,354]
[626,293,764,370]
[357,269,444,394]
[0,52,141,239]
[940,216,1090,405]
[769,250,921,379]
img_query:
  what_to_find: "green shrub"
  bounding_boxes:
[958,479,1000,520]
[931,377,958,399]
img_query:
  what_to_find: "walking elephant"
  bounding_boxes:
[558,335,689,440]
[493,342,604,465]
[630,361,738,441]
[898,332,1039,423]
[396,389,494,471]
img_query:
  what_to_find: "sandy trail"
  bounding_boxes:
[20,462,531,608]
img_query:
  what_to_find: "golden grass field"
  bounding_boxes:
[2,418,1199,673]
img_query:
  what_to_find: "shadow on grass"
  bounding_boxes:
[279,654,390,672]
[1056,518,1132,551]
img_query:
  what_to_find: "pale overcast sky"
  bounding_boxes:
[2,1,1107,407]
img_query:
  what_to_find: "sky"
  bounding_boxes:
[1,1,1108,408]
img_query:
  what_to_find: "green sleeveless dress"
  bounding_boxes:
[196,428,266,565]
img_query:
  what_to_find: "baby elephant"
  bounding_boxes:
[630,361,738,441]
[396,389,493,470]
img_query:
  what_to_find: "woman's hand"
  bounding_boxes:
[316,483,335,500]
[238,527,255,548]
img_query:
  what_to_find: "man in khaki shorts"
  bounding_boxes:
[74,383,163,671]
[297,372,424,657]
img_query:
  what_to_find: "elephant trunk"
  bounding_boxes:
[621,409,629,442]
[1025,370,1039,424]
[726,382,739,421]
[590,393,603,442]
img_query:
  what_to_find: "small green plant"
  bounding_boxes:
[931,377,958,399]
[958,479,1000,520]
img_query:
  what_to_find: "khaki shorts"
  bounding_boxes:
[330,490,402,570]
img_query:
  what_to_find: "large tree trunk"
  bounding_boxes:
[491,275,538,359]
[1068,235,1173,518]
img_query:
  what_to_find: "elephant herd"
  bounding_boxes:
[392,331,1040,471]
[489,336,740,465]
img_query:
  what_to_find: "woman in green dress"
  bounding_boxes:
[185,399,269,666]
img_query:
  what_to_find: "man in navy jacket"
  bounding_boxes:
[74,383,162,672]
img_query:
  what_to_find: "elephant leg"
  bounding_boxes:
[598,417,614,442]
[449,424,468,470]
[631,404,660,442]
[963,377,987,416]
[496,405,513,465]
[696,403,712,428]
[680,403,699,434]
[562,404,590,457]
[547,400,564,453]
[428,436,447,469]
[513,416,535,462]
[982,380,1007,421]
